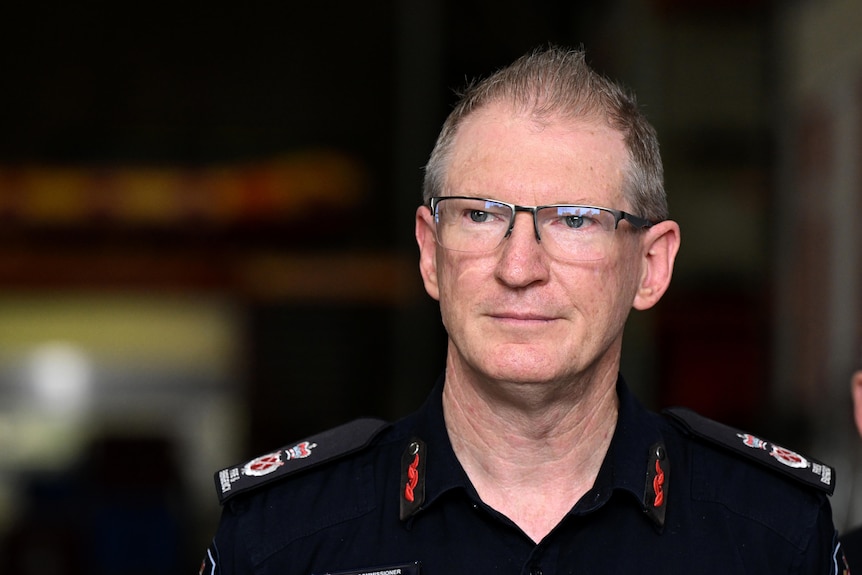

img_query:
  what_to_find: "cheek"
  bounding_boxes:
[597,253,642,320]
[564,256,639,322]
[437,256,492,321]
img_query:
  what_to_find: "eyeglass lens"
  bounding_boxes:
[433,197,618,262]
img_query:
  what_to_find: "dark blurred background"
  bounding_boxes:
[0,1,860,573]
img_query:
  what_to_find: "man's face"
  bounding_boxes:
[417,103,657,386]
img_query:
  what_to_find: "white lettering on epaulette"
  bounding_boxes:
[219,467,242,494]
[812,463,833,486]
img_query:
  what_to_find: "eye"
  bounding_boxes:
[469,210,491,223]
[440,199,509,227]
[561,213,601,230]
[563,214,588,229]
[549,207,605,232]
[465,207,509,225]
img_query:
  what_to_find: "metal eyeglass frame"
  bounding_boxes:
[429,196,654,244]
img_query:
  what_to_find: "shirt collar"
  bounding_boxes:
[408,375,473,505]
[578,375,667,526]
[399,374,668,527]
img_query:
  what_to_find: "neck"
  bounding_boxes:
[442,360,619,543]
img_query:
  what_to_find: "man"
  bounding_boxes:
[201,47,844,574]
[841,368,862,568]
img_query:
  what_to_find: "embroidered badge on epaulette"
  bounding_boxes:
[214,417,388,504]
[664,407,835,495]
[643,442,669,528]
[400,438,427,521]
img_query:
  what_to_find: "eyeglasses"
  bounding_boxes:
[429,196,653,262]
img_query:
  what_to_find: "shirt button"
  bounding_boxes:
[530,566,543,575]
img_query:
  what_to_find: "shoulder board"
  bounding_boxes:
[213,417,388,505]
[664,407,834,495]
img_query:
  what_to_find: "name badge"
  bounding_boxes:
[316,562,421,575]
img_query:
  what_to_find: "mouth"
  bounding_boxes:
[489,311,557,323]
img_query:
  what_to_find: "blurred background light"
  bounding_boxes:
[27,342,92,416]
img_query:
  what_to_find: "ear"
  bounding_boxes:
[852,371,862,438]
[633,220,681,311]
[415,205,441,301]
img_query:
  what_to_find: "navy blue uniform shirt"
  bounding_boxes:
[840,526,862,572]
[202,376,846,574]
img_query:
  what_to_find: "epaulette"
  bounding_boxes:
[214,417,389,505]
[664,407,835,495]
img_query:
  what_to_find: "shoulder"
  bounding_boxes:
[214,417,393,506]
[660,407,838,559]
[209,417,413,569]
[663,406,835,496]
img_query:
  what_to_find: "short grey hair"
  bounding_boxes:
[422,46,668,222]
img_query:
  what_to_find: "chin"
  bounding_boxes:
[481,354,563,384]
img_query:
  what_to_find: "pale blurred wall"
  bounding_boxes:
[774,0,862,530]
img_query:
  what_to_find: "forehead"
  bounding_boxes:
[446,104,629,206]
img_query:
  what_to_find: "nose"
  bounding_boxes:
[495,211,550,287]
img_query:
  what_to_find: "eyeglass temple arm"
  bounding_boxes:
[620,212,654,229]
